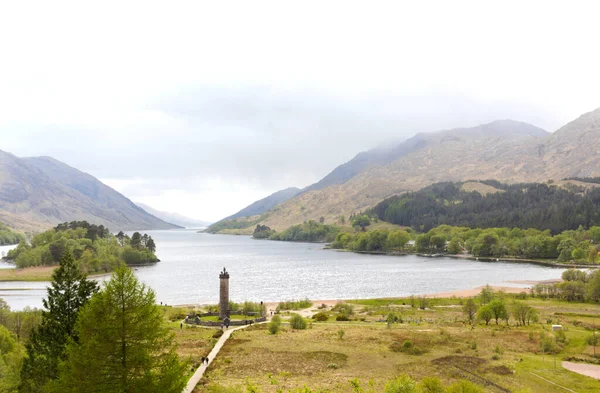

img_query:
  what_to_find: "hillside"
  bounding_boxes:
[229,110,600,231]
[207,187,300,231]
[0,151,179,232]
[370,180,600,233]
[135,202,210,228]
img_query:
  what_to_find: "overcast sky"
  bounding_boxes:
[1,1,600,222]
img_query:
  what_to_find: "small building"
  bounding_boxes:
[552,325,563,331]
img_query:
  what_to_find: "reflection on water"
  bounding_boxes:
[0,229,566,310]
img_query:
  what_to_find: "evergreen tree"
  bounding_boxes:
[19,250,98,393]
[57,265,187,393]
[130,232,142,249]
[146,237,156,253]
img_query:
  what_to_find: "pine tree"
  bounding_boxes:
[130,232,142,249]
[146,237,156,253]
[57,265,187,393]
[19,250,98,393]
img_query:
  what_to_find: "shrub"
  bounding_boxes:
[327,363,338,369]
[212,329,224,339]
[313,312,329,322]
[491,354,501,360]
[289,314,307,330]
[268,315,281,334]
[336,314,350,322]
[332,302,354,315]
[417,377,445,393]
[276,299,312,311]
[384,375,417,393]
[389,340,425,355]
[446,380,484,393]
[337,329,345,340]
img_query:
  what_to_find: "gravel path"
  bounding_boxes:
[562,361,600,380]
[182,324,251,393]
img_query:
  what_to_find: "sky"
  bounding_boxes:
[1,1,600,222]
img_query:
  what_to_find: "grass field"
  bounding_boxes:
[195,297,600,393]
[0,266,56,281]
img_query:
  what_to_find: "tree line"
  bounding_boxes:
[253,220,339,243]
[5,221,159,272]
[331,224,600,263]
[370,181,600,233]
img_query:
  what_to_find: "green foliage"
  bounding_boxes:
[337,329,345,340]
[488,299,508,325]
[5,221,158,272]
[268,315,281,335]
[205,215,265,234]
[384,374,417,393]
[0,325,24,393]
[56,266,188,393]
[370,180,600,233]
[0,222,25,246]
[462,298,478,322]
[19,250,98,393]
[332,302,354,316]
[312,312,329,322]
[446,380,483,393]
[253,225,275,239]
[268,221,339,243]
[289,314,307,330]
[417,377,445,393]
[351,215,371,231]
[276,299,312,311]
[477,305,493,325]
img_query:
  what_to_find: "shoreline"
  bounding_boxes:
[172,279,563,310]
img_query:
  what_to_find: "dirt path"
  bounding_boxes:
[183,324,251,393]
[562,361,600,380]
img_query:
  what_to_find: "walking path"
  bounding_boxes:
[182,324,251,393]
[562,361,600,380]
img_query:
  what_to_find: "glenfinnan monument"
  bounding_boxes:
[219,267,230,320]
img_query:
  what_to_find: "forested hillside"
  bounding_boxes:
[370,181,600,233]
[0,222,25,246]
[5,221,158,271]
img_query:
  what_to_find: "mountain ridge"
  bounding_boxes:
[214,113,600,231]
[0,151,179,232]
[135,202,211,228]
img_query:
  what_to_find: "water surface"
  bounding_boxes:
[0,229,566,310]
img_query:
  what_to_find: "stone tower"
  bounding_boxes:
[219,267,230,320]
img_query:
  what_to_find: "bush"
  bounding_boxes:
[332,302,354,315]
[212,329,224,339]
[312,312,329,322]
[389,340,425,355]
[289,314,307,330]
[276,299,312,311]
[384,375,417,393]
[446,380,483,393]
[336,314,350,322]
[337,329,345,340]
[268,315,281,334]
[417,377,445,393]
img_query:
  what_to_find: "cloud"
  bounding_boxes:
[1,1,599,220]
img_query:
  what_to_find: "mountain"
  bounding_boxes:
[216,187,301,223]
[135,202,211,228]
[0,151,179,232]
[218,111,600,231]
[301,120,547,194]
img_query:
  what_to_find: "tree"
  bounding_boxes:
[588,270,600,302]
[589,246,598,263]
[448,238,462,254]
[351,215,371,231]
[479,285,494,305]
[57,266,187,393]
[386,230,409,250]
[19,250,98,393]
[462,298,478,323]
[0,325,24,393]
[0,298,10,327]
[572,247,586,261]
[477,305,493,325]
[130,232,142,249]
[146,237,157,253]
[489,299,508,325]
[430,235,446,252]
[512,301,532,326]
